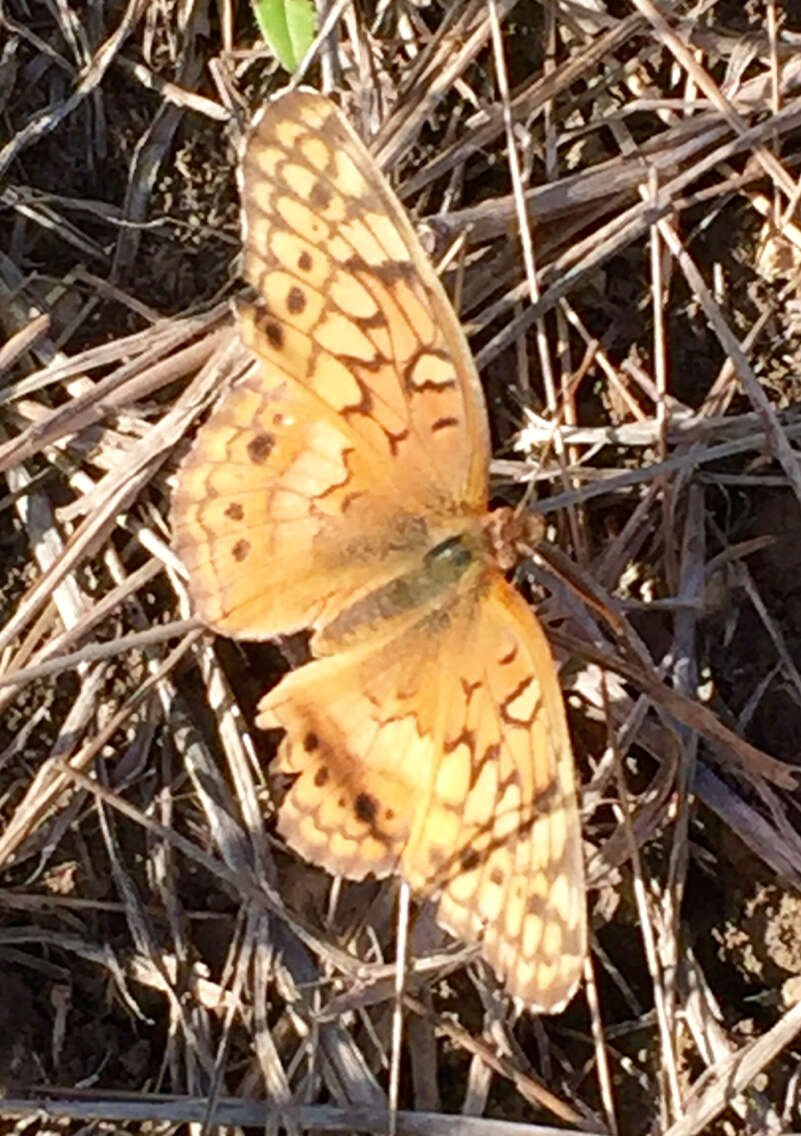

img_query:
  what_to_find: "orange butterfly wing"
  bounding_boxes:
[172,90,586,1010]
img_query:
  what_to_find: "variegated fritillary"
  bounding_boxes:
[172,89,585,1010]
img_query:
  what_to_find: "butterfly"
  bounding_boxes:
[172,89,585,1011]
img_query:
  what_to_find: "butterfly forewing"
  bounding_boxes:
[240,91,491,509]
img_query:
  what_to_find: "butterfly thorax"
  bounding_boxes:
[314,521,491,656]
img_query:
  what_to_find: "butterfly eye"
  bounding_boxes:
[423,535,473,578]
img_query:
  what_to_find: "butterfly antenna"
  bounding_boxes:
[388,881,410,1136]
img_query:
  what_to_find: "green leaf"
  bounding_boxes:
[251,0,317,74]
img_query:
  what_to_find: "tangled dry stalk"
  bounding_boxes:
[2,2,801,1134]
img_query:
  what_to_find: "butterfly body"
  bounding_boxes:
[315,525,488,652]
[173,90,586,1011]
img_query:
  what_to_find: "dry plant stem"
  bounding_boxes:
[177,641,281,937]
[0,558,165,682]
[0,664,107,865]
[94,765,218,1089]
[291,0,354,92]
[0,927,144,1021]
[373,0,520,170]
[112,83,201,281]
[115,54,229,120]
[434,105,733,247]
[389,882,411,1136]
[661,996,801,1136]
[538,548,795,805]
[473,96,801,368]
[0,313,51,376]
[0,313,232,473]
[488,0,582,563]
[0,0,149,178]
[488,0,556,416]
[0,1093,600,1136]
[649,167,677,595]
[43,737,364,979]
[586,710,679,887]
[0,328,239,668]
[401,994,589,1128]
[537,412,801,514]
[202,913,257,1133]
[312,949,479,1021]
[678,947,775,1130]
[655,216,801,512]
[696,761,801,888]
[0,463,158,657]
[399,10,658,199]
[0,590,58,680]
[406,921,440,1110]
[319,0,346,93]
[632,0,796,196]
[250,913,296,1136]
[0,403,113,860]
[604,674,681,1126]
[0,311,191,402]
[738,564,801,706]
[552,623,794,789]
[0,626,197,868]
[663,486,704,1032]
[582,949,618,1136]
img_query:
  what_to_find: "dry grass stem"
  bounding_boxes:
[3,3,801,1134]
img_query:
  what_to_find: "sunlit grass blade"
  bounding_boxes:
[251,0,316,73]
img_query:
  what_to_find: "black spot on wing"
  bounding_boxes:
[287,285,307,313]
[264,320,284,349]
[247,433,275,463]
[354,792,378,824]
[310,181,332,210]
[431,416,459,432]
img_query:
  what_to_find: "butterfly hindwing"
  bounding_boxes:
[258,565,585,1010]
